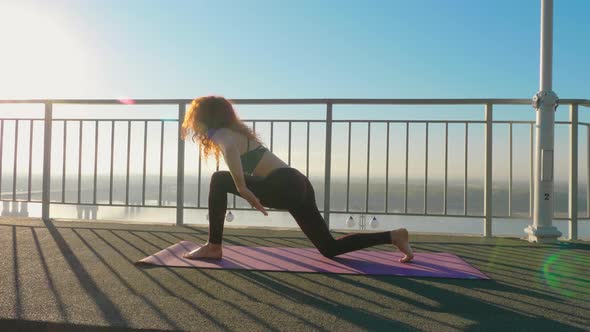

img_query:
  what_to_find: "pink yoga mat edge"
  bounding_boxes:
[137,241,490,280]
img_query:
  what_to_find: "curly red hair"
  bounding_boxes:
[181,96,261,163]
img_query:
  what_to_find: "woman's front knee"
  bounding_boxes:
[210,171,231,185]
[209,171,234,195]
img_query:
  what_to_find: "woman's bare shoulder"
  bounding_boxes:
[213,127,233,136]
[210,128,239,147]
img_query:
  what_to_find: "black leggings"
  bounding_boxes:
[208,167,392,258]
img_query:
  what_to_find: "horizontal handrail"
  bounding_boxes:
[0,118,579,125]
[0,98,588,105]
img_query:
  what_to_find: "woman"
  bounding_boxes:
[180,96,413,263]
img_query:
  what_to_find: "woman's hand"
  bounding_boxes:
[238,187,268,216]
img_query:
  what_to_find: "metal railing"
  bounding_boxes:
[0,98,589,239]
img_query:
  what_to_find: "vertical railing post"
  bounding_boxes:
[323,102,333,228]
[587,124,590,220]
[569,104,578,240]
[176,103,186,226]
[42,102,53,222]
[484,104,493,237]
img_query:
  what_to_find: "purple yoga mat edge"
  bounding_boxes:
[446,254,491,280]
[136,241,491,280]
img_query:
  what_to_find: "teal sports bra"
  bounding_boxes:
[240,145,268,175]
[208,128,268,175]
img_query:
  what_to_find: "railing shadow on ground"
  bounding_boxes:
[0,319,169,332]
[2,219,590,331]
[140,226,587,326]
[140,225,589,330]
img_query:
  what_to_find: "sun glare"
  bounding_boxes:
[0,4,93,98]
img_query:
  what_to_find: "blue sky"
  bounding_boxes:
[0,0,588,183]
[0,0,588,100]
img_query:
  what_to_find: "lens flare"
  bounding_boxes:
[542,250,587,299]
[118,98,135,105]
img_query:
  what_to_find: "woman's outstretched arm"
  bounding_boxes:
[210,128,267,215]
[210,128,246,190]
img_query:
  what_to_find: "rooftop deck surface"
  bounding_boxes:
[0,218,588,331]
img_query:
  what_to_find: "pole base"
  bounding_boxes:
[524,225,562,243]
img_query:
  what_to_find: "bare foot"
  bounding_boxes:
[183,243,223,260]
[391,228,414,263]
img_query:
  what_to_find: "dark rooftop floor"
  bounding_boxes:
[0,217,588,331]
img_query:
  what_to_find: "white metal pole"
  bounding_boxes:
[525,0,562,242]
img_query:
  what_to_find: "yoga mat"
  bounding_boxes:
[138,241,489,279]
